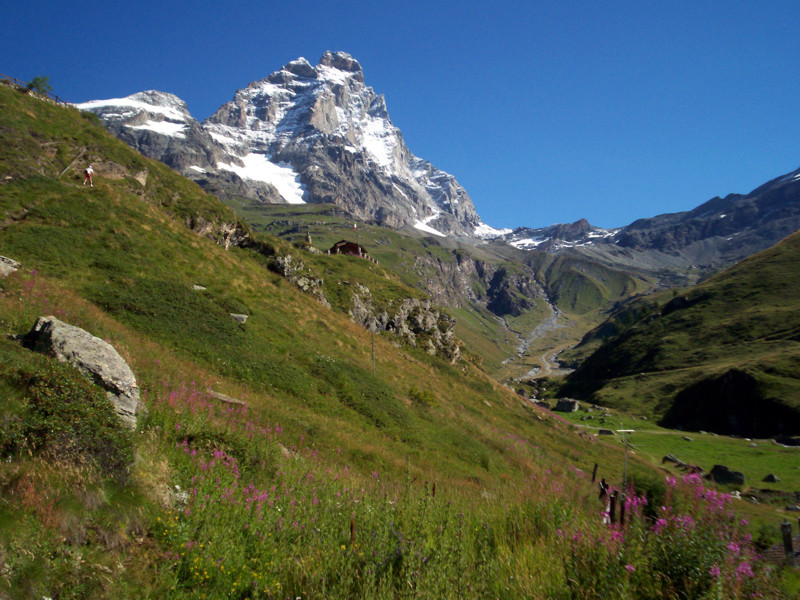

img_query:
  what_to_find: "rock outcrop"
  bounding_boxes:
[412,251,544,316]
[23,316,144,428]
[707,464,745,486]
[555,398,580,412]
[268,253,330,308]
[349,284,460,363]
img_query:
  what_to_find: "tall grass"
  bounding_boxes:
[123,382,784,599]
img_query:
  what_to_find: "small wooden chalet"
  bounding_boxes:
[327,240,378,264]
[329,240,365,257]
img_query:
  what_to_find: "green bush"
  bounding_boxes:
[408,386,436,408]
[2,362,134,482]
[26,75,52,95]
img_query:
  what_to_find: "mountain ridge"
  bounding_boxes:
[76,51,800,294]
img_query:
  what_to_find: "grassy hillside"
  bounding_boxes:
[561,229,800,436]
[0,83,792,599]
[226,201,655,382]
[526,252,652,316]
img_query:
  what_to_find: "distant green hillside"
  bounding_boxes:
[561,230,800,436]
[526,252,650,316]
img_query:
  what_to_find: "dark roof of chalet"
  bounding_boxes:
[329,240,367,253]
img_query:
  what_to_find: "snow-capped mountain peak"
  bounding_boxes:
[77,51,481,236]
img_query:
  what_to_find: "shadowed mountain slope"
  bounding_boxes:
[561,229,800,437]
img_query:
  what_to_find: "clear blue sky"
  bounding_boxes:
[5,1,800,229]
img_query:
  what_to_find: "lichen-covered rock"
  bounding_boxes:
[269,253,330,308]
[23,316,143,428]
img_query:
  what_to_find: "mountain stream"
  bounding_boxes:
[500,298,573,379]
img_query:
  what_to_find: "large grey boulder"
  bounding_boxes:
[707,464,745,486]
[555,398,581,412]
[23,316,143,428]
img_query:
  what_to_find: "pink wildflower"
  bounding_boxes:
[736,562,754,578]
[653,518,668,534]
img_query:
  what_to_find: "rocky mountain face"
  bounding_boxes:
[76,52,483,239]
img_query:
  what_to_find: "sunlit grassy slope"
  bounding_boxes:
[225,197,656,383]
[0,84,589,479]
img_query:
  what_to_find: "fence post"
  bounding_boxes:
[619,494,626,526]
[781,522,794,559]
[609,491,618,525]
[591,463,598,483]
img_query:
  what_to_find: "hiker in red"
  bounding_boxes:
[83,165,94,187]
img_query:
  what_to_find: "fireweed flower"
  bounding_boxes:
[653,517,668,534]
[736,562,754,578]
[709,565,721,577]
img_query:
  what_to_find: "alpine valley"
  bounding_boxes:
[77,52,800,415]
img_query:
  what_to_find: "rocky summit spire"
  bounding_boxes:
[282,57,316,79]
[318,51,364,81]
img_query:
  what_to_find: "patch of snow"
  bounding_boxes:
[414,212,446,237]
[720,214,727,219]
[75,97,187,122]
[253,81,287,98]
[779,170,800,183]
[474,223,512,239]
[391,183,411,202]
[316,64,352,85]
[189,166,206,173]
[414,220,446,237]
[509,237,547,249]
[218,154,306,204]
[362,117,396,168]
[207,129,241,146]
[126,120,186,138]
[586,228,620,239]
